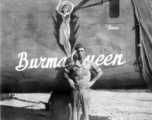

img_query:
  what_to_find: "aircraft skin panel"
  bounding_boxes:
[1,65,145,93]
[1,0,147,93]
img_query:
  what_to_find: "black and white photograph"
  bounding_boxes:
[1,0,152,120]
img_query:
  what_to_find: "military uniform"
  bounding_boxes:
[64,58,101,120]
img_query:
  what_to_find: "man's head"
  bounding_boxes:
[75,44,85,58]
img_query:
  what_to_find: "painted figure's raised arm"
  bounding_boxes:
[66,1,74,14]
[56,0,64,15]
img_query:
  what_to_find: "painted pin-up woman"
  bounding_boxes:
[56,0,74,57]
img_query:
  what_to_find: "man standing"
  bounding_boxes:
[64,44,103,120]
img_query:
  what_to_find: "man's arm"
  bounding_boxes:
[88,70,103,87]
[64,70,76,89]
[87,61,103,87]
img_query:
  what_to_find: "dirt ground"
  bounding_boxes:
[0,90,152,120]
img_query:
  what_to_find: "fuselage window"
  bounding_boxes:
[109,0,120,18]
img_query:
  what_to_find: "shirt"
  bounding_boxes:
[64,58,102,89]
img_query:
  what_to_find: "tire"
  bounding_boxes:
[51,92,72,120]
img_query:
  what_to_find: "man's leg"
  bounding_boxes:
[77,101,82,120]
[71,90,79,120]
[80,89,90,120]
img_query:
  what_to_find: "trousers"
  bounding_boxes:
[71,89,90,120]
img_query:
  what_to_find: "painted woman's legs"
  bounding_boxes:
[64,41,71,57]
[59,23,71,57]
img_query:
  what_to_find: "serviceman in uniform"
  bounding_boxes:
[64,44,103,120]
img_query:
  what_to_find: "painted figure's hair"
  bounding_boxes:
[61,4,70,13]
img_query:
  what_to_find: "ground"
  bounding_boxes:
[0,90,152,120]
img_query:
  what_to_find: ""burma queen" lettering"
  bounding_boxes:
[15,52,126,71]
